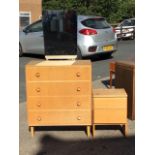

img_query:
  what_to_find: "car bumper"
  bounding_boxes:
[78,39,117,56]
[116,32,134,39]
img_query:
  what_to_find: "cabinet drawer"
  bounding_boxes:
[28,110,91,126]
[94,109,127,124]
[27,82,91,96]
[94,98,127,109]
[26,67,91,81]
[27,96,91,110]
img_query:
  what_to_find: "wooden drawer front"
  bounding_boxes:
[94,98,127,109]
[28,110,91,126]
[94,109,127,124]
[27,82,91,96]
[27,96,91,110]
[26,67,91,81]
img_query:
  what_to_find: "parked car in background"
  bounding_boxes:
[19,15,117,57]
[115,18,135,40]
[19,20,44,57]
[77,15,117,57]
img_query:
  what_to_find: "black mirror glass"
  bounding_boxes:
[42,9,77,57]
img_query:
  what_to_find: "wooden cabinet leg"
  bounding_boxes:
[86,126,90,137]
[110,71,112,88]
[30,126,35,137]
[92,125,95,137]
[124,124,128,137]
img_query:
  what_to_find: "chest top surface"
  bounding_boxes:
[26,60,91,67]
[93,89,127,98]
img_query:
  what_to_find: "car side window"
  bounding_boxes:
[28,21,43,32]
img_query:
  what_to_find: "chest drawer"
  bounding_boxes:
[94,109,127,124]
[94,98,127,109]
[27,82,91,96]
[28,110,91,126]
[26,67,91,81]
[27,96,91,110]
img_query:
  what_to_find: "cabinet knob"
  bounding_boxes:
[77,116,81,120]
[37,103,41,107]
[35,72,40,78]
[76,72,80,77]
[36,88,40,92]
[77,101,81,107]
[37,117,41,121]
[76,87,81,92]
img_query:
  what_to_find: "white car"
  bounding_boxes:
[19,20,44,56]
[115,18,135,40]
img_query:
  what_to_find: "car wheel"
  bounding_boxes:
[19,43,23,57]
[106,52,113,58]
[77,48,83,60]
[131,32,135,40]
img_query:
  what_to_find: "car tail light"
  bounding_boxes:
[88,46,97,52]
[79,29,97,35]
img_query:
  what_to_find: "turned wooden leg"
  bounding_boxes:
[86,126,91,137]
[30,126,35,137]
[110,71,113,88]
[92,124,95,137]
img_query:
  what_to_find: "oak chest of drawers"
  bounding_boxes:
[92,88,128,136]
[26,60,92,137]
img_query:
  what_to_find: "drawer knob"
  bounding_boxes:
[76,72,80,77]
[37,117,41,121]
[36,88,40,92]
[35,72,40,78]
[37,103,41,107]
[77,116,81,120]
[77,101,81,106]
[76,87,81,92]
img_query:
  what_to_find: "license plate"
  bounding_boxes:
[103,45,113,52]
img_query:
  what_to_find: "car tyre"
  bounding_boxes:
[130,32,135,40]
[77,48,83,60]
[19,43,23,57]
[106,52,113,58]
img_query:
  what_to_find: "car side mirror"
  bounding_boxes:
[23,28,30,34]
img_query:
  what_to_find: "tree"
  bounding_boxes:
[42,0,135,23]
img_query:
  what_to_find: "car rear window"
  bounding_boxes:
[122,19,135,26]
[81,18,111,29]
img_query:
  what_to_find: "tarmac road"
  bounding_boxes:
[19,40,135,155]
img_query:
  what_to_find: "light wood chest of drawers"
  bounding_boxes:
[26,60,92,137]
[92,88,128,136]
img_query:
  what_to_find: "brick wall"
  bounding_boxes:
[19,0,42,24]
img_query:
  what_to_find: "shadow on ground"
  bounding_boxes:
[21,53,114,62]
[101,79,115,88]
[101,79,115,89]
[22,53,45,59]
[34,130,135,155]
[35,125,124,134]
[82,53,113,62]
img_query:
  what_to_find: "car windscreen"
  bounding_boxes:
[81,18,111,29]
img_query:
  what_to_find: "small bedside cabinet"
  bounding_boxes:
[92,88,128,136]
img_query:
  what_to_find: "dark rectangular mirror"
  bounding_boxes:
[42,9,77,58]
